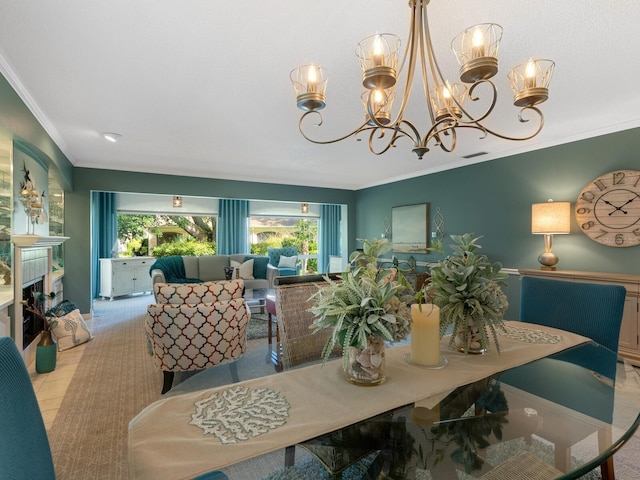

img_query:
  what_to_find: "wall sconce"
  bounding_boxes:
[531,199,570,270]
[173,196,182,208]
[301,203,309,213]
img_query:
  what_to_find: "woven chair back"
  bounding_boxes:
[274,279,341,369]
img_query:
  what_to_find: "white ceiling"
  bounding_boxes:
[0,0,639,191]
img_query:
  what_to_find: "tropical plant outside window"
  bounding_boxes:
[250,217,318,273]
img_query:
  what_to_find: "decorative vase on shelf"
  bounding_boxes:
[453,319,487,355]
[36,330,57,373]
[346,335,386,386]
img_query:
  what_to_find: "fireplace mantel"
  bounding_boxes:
[12,234,69,248]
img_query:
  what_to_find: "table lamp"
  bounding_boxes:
[531,199,570,270]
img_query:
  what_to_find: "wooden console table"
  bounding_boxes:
[519,269,640,366]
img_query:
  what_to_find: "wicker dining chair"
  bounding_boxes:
[274,274,342,370]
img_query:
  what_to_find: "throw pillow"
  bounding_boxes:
[230,258,255,280]
[50,309,93,351]
[278,255,298,269]
[248,255,269,279]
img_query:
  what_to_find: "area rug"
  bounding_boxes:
[247,313,269,340]
[47,295,161,480]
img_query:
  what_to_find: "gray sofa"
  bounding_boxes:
[150,254,277,290]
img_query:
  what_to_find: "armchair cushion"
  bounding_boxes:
[154,279,245,305]
[145,298,250,372]
[268,247,300,278]
[277,255,298,269]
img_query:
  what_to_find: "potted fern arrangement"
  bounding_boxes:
[309,238,413,385]
[426,233,508,354]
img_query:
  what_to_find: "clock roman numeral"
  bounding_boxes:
[581,191,595,203]
[613,171,625,185]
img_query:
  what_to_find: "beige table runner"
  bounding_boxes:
[128,322,589,480]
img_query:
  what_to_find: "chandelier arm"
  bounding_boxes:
[450,80,499,127]
[420,1,439,125]
[367,128,398,156]
[424,120,460,153]
[475,106,545,141]
[298,112,371,145]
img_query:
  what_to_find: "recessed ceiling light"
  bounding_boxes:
[102,132,122,142]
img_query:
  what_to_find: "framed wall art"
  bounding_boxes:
[392,203,429,253]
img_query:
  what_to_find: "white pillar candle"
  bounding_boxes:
[411,304,440,366]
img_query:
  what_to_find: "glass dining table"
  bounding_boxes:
[128,324,640,480]
[217,344,640,480]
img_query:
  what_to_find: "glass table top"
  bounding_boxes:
[216,342,640,480]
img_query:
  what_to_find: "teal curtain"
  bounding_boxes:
[217,199,249,254]
[91,192,118,298]
[319,204,341,273]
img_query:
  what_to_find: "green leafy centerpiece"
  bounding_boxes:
[427,234,508,354]
[309,238,413,385]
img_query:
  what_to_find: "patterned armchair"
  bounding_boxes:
[145,279,250,394]
[267,247,301,278]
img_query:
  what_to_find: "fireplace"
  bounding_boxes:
[11,234,69,362]
[21,278,45,350]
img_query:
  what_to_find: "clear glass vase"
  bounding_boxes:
[346,335,386,386]
[453,320,487,354]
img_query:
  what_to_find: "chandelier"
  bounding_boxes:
[290,0,554,160]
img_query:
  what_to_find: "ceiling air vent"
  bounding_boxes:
[462,151,488,159]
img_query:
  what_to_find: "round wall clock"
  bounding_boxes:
[575,169,640,247]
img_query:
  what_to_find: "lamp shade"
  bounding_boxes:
[531,201,570,234]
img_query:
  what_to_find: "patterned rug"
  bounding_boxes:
[247,313,269,340]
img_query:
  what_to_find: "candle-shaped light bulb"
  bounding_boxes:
[471,27,485,58]
[373,35,384,66]
[373,89,383,106]
[525,58,537,88]
[307,65,318,93]
[442,81,453,108]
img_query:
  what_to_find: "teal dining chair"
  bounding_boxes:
[0,337,56,480]
[519,275,626,355]
[499,276,626,480]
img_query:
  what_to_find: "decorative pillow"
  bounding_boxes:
[50,309,93,351]
[248,255,269,279]
[278,255,298,269]
[230,258,255,280]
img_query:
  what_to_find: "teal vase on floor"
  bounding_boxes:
[36,331,57,373]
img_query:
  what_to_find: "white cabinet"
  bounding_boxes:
[519,269,640,366]
[100,257,154,300]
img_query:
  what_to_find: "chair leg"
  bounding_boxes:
[161,371,175,394]
[600,457,614,480]
[285,445,295,467]
[229,362,240,383]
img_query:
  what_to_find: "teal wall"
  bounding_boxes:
[0,75,73,190]
[355,127,640,318]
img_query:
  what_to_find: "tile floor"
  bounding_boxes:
[29,318,94,431]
